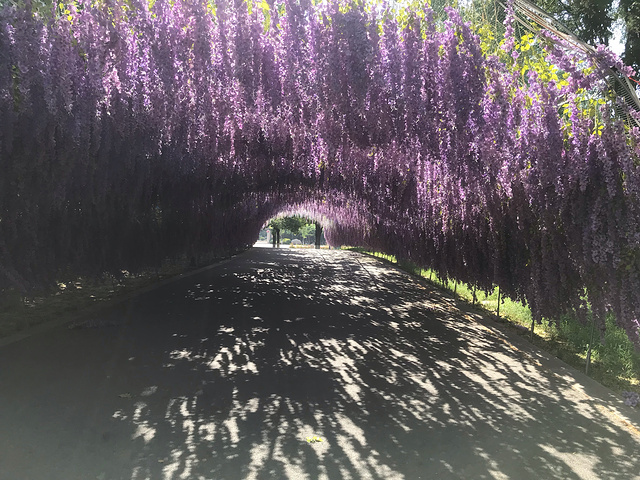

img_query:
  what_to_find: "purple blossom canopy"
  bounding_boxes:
[1,0,640,345]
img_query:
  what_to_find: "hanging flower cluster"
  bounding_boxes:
[1,0,639,345]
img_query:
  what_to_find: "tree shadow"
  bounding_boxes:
[3,248,639,479]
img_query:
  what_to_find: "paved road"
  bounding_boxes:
[1,248,639,480]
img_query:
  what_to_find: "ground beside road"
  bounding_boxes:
[1,247,639,479]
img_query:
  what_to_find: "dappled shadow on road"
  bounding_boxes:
[92,249,638,479]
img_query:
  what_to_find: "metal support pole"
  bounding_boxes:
[530,318,535,339]
[315,222,322,249]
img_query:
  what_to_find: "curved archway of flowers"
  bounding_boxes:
[1,0,640,344]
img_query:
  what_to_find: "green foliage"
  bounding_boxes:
[268,215,317,242]
[550,314,640,383]
[268,215,311,234]
[299,224,315,243]
[0,0,54,15]
[535,0,612,46]
[534,0,639,70]
[281,216,310,235]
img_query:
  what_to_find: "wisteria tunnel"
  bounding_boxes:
[1,0,640,345]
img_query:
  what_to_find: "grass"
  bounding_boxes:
[345,247,640,397]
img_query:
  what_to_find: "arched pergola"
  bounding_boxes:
[1,0,639,344]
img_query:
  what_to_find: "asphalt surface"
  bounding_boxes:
[1,247,639,480]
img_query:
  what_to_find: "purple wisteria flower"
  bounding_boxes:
[0,0,639,346]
